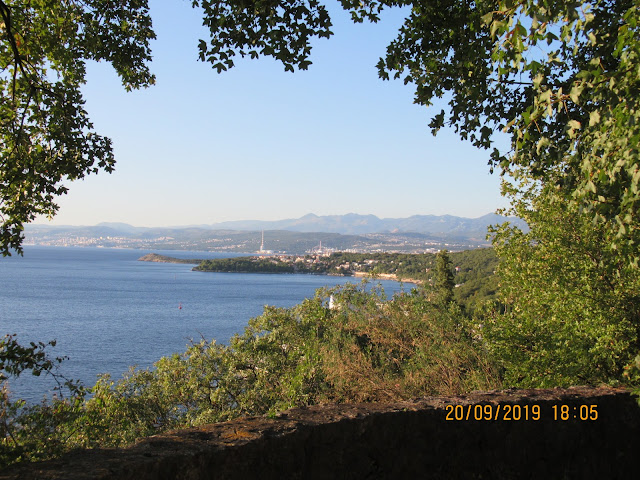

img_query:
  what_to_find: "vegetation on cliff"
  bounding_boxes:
[1,280,500,466]
[2,239,639,467]
[484,174,640,388]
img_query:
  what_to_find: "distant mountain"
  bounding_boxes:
[200,213,525,236]
[95,222,147,234]
[24,213,526,253]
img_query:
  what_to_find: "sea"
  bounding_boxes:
[0,246,405,403]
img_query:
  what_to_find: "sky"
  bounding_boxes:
[36,0,510,227]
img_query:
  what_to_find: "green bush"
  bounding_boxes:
[484,176,640,388]
[1,284,501,468]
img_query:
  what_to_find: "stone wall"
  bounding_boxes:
[2,386,638,479]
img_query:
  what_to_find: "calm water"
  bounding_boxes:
[1,246,403,402]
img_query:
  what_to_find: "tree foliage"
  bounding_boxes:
[434,249,455,305]
[485,172,640,387]
[1,335,61,383]
[194,0,333,73]
[0,0,155,256]
[195,256,295,273]
[471,0,640,263]
[381,0,640,261]
[1,334,85,466]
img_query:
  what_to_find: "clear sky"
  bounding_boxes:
[37,0,510,227]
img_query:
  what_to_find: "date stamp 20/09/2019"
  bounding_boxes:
[444,403,598,422]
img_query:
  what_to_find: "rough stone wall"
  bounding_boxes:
[2,386,638,479]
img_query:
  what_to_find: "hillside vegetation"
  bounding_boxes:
[194,249,498,312]
[2,241,639,468]
[1,279,500,467]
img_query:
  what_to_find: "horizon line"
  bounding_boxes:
[29,211,506,229]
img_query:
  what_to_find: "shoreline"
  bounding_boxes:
[137,253,202,264]
[139,253,423,285]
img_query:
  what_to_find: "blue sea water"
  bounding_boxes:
[0,246,404,402]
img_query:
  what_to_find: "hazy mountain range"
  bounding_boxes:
[30,213,525,237]
[25,213,526,253]
[180,213,525,236]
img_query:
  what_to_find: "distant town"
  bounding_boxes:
[24,230,485,255]
[23,213,512,254]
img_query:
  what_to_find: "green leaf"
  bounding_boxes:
[536,137,550,154]
[570,83,584,103]
[481,12,494,26]
[568,119,581,130]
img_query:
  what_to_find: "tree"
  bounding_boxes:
[0,0,155,256]
[1,334,63,383]
[485,171,640,387]
[434,249,455,305]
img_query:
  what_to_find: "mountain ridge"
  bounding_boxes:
[182,212,525,235]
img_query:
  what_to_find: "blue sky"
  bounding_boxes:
[38,0,509,227]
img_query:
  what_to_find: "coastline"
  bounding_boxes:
[139,253,422,285]
[138,253,202,264]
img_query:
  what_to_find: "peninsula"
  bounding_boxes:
[138,249,498,311]
[193,253,422,280]
[137,253,202,264]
